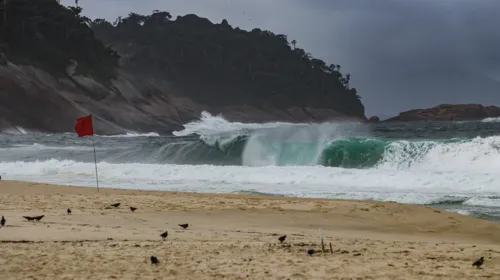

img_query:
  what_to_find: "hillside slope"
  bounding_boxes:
[0,1,365,134]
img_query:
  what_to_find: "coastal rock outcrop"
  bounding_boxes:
[0,64,363,134]
[386,104,500,122]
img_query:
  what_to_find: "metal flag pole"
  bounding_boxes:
[91,136,99,192]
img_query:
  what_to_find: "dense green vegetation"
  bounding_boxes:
[0,2,364,117]
[0,0,119,80]
[91,12,364,116]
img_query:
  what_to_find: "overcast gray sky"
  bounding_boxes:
[61,0,500,118]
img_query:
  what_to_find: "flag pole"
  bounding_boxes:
[91,136,99,192]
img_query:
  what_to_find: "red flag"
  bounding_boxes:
[74,115,94,137]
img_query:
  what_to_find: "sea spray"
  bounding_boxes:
[172,111,301,150]
[241,122,369,166]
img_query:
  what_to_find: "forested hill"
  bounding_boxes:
[0,1,365,134]
[90,11,365,117]
[1,0,119,80]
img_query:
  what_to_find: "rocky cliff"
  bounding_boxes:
[0,62,362,135]
[0,2,365,134]
[386,104,500,122]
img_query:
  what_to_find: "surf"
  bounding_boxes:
[2,112,500,217]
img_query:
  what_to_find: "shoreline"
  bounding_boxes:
[1,180,500,279]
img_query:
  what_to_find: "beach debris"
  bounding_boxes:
[329,242,333,254]
[67,208,72,215]
[307,249,316,256]
[110,203,120,208]
[160,231,168,240]
[150,256,160,264]
[319,228,325,254]
[278,235,287,243]
[23,215,45,222]
[1,216,5,227]
[178,223,189,229]
[130,206,137,212]
[472,257,484,269]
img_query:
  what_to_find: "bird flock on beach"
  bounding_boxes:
[0,202,488,269]
[0,201,314,265]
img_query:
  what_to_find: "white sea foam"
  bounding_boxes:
[1,126,30,135]
[98,132,160,138]
[0,157,499,205]
[2,143,107,151]
[173,111,300,137]
[172,111,304,149]
[377,136,500,172]
[482,117,500,123]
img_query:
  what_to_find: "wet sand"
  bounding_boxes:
[0,180,500,279]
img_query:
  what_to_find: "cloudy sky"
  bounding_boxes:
[61,0,500,117]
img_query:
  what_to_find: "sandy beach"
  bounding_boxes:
[0,181,499,279]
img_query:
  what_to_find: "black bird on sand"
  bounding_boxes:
[110,203,120,208]
[130,207,137,212]
[178,223,189,229]
[1,216,5,227]
[150,256,159,264]
[67,208,71,215]
[307,249,316,256]
[23,215,45,222]
[473,257,484,269]
[278,235,287,244]
[160,231,168,240]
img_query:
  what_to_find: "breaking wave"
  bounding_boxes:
[2,111,500,214]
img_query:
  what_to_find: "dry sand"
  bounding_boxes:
[0,181,500,279]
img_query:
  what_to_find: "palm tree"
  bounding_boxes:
[291,39,296,50]
[68,6,82,17]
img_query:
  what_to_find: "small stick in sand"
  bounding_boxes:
[319,228,325,254]
[329,242,333,254]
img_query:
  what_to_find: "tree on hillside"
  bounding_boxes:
[2,4,364,117]
[3,0,119,81]
[90,11,364,117]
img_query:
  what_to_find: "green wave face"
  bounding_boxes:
[320,138,389,168]
[240,136,472,168]
[241,136,391,168]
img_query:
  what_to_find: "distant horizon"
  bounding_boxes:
[60,0,500,117]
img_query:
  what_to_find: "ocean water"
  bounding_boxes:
[1,112,500,220]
